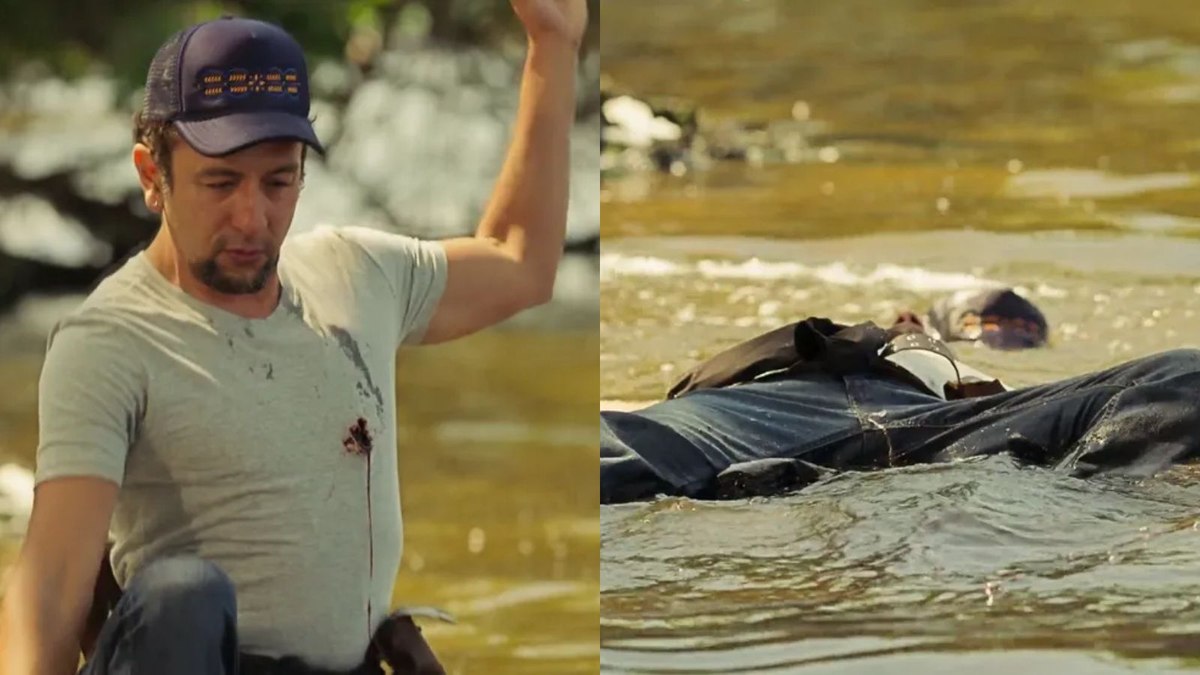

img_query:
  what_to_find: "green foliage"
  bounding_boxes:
[0,0,599,94]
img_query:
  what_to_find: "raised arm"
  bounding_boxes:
[418,0,587,345]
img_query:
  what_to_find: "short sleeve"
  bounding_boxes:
[34,316,146,488]
[330,227,449,346]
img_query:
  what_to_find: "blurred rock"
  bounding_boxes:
[0,463,33,540]
[0,45,600,313]
[599,86,831,176]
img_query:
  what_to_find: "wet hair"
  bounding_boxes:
[131,107,309,192]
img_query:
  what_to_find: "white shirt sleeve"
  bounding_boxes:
[35,316,146,487]
[329,227,449,346]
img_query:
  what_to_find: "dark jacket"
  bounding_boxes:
[668,317,1004,401]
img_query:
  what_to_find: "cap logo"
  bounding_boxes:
[199,67,301,99]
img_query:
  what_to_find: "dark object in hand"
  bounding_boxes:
[368,612,448,675]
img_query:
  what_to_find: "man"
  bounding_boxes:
[601,307,1200,504]
[0,1,587,673]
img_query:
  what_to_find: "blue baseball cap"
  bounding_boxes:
[928,288,1049,350]
[142,16,324,156]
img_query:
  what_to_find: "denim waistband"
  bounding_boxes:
[238,652,384,675]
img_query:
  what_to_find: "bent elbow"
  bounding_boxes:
[526,270,556,309]
[490,279,551,324]
[528,279,554,308]
[508,264,555,312]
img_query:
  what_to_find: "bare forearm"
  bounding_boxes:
[0,560,84,675]
[475,38,578,296]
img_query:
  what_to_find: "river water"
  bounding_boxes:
[601,0,1200,672]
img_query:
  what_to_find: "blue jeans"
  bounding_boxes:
[601,349,1200,503]
[80,555,238,675]
[78,555,403,674]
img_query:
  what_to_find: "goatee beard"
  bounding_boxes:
[192,254,278,295]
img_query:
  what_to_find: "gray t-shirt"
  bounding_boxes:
[34,225,447,669]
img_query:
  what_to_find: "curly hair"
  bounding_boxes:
[132,108,309,192]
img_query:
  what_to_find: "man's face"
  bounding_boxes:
[162,139,304,295]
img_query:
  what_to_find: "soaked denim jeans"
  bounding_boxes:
[80,555,239,675]
[601,349,1200,503]
[78,555,388,675]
